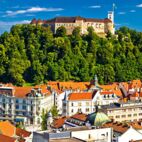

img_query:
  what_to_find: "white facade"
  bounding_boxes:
[72,127,112,142]
[0,87,54,126]
[117,127,142,142]
[62,90,120,116]
[62,91,100,116]
[97,92,119,105]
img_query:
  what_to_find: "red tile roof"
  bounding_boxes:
[48,81,89,92]
[16,128,31,137]
[52,117,67,129]
[130,92,139,98]
[100,91,114,95]
[71,113,87,121]
[103,121,129,134]
[0,134,16,142]
[0,121,15,137]
[68,92,96,101]
[129,80,142,89]
[14,86,32,98]
[31,17,112,24]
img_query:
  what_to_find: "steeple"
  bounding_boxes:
[94,74,98,87]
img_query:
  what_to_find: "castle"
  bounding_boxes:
[31,11,115,36]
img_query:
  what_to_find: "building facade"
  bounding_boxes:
[31,12,114,36]
[0,85,54,126]
[102,102,142,122]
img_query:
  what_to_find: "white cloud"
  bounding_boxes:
[0,20,30,34]
[5,7,64,16]
[136,4,142,7]
[130,10,136,13]
[118,12,126,15]
[0,20,30,26]
[89,5,101,9]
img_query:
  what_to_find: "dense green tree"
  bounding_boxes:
[41,109,48,130]
[56,26,67,37]
[51,105,58,117]
[0,24,142,85]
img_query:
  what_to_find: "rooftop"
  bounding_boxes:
[0,134,16,142]
[68,91,97,101]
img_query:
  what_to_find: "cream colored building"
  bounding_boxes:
[31,12,114,36]
[102,102,142,122]
[0,85,54,126]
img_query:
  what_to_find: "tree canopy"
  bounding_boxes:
[0,25,142,86]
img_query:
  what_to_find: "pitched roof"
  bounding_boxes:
[0,134,16,142]
[129,80,142,89]
[130,92,139,98]
[0,121,15,137]
[31,16,112,24]
[52,117,67,129]
[16,128,31,137]
[13,85,50,98]
[68,92,96,101]
[48,81,89,92]
[103,121,129,134]
[100,91,114,95]
[14,86,32,98]
[70,113,87,121]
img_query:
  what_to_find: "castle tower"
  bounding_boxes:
[108,4,115,34]
[108,11,114,23]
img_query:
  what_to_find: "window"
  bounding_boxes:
[128,114,131,117]
[86,108,89,112]
[121,115,126,118]
[71,109,74,113]
[71,103,74,106]
[116,115,120,118]
[78,102,82,106]
[139,113,142,116]
[23,100,26,104]
[16,105,19,109]
[22,105,26,110]
[133,114,137,117]
[16,99,19,103]
[86,102,89,106]
[78,108,81,112]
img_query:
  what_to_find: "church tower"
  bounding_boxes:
[108,4,115,34]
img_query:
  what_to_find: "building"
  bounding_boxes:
[62,91,100,116]
[62,80,120,116]
[32,126,112,142]
[31,11,114,36]
[0,84,54,126]
[0,121,31,142]
[103,121,142,142]
[102,101,142,122]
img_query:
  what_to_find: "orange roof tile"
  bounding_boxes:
[16,128,31,137]
[71,113,87,121]
[139,92,142,97]
[48,81,89,91]
[14,86,32,98]
[131,92,139,98]
[103,121,129,134]
[100,91,114,95]
[68,92,96,101]
[129,80,142,89]
[52,117,67,129]
[0,134,16,142]
[113,90,123,97]
[0,121,15,137]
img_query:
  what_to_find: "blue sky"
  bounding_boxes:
[0,0,142,34]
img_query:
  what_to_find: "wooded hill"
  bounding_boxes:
[0,25,142,86]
